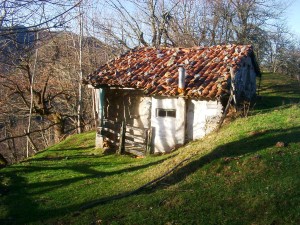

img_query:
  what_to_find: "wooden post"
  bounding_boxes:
[146,127,153,155]
[145,128,149,155]
[218,65,236,130]
[117,121,125,155]
[217,94,233,130]
[230,67,237,107]
[114,122,119,147]
[148,127,154,154]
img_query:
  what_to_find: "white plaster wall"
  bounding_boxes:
[205,101,223,134]
[186,100,206,140]
[132,97,151,143]
[176,98,186,145]
[133,97,151,129]
[186,100,223,141]
[151,97,186,153]
[94,89,100,116]
[94,88,104,149]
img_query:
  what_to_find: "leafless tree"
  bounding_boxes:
[0,0,111,162]
[0,1,82,35]
[90,0,289,52]
[0,30,111,162]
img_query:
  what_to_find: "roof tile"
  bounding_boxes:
[84,44,259,99]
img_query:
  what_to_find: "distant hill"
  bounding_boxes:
[0,25,35,53]
[0,25,35,72]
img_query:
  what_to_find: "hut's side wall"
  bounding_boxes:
[234,56,257,102]
[151,97,186,153]
[186,100,223,141]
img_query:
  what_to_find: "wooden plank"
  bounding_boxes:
[124,139,137,145]
[102,127,119,136]
[146,127,153,154]
[218,94,233,130]
[125,145,145,152]
[124,139,145,148]
[124,132,145,139]
[125,144,144,149]
[124,133,145,143]
[104,137,119,145]
[145,128,150,155]
[125,148,145,157]
[125,126,147,132]
[117,121,125,155]
[103,119,118,125]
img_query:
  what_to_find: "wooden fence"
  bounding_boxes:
[98,119,121,147]
[98,119,152,156]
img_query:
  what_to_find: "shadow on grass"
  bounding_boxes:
[27,154,106,162]
[3,125,300,223]
[0,154,175,224]
[254,96,300,113]
[255,73,300,113]
[51,146,95,151]
[32,146,95,160]
[153,126,300,188]
[76,126,300,211]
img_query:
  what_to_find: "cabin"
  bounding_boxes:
[84,44,260,155]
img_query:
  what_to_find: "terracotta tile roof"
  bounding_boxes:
[84,44,260,99]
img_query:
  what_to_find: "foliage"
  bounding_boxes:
[1,73,300,224]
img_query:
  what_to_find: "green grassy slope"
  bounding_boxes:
[1,73,300,225]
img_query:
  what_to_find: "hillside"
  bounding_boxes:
[1,73,300,225]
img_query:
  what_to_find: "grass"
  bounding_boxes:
[1,73,300,225]
[254,72,300,112]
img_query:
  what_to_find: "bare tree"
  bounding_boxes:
[89,0,289,52]
[0,1,82,35]
[0,0,86,162]
[90,0,180,48]
[77,5,84,134]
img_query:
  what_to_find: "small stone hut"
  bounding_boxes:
[84,44,260,155]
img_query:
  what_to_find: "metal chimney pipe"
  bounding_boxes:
[178,66,185,94]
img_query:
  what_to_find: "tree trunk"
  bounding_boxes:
[48,113,64,143]
[77,8,83,134]
[26,31,39,157]
[54,123,63,143]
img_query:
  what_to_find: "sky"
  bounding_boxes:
[286,0,300,37]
